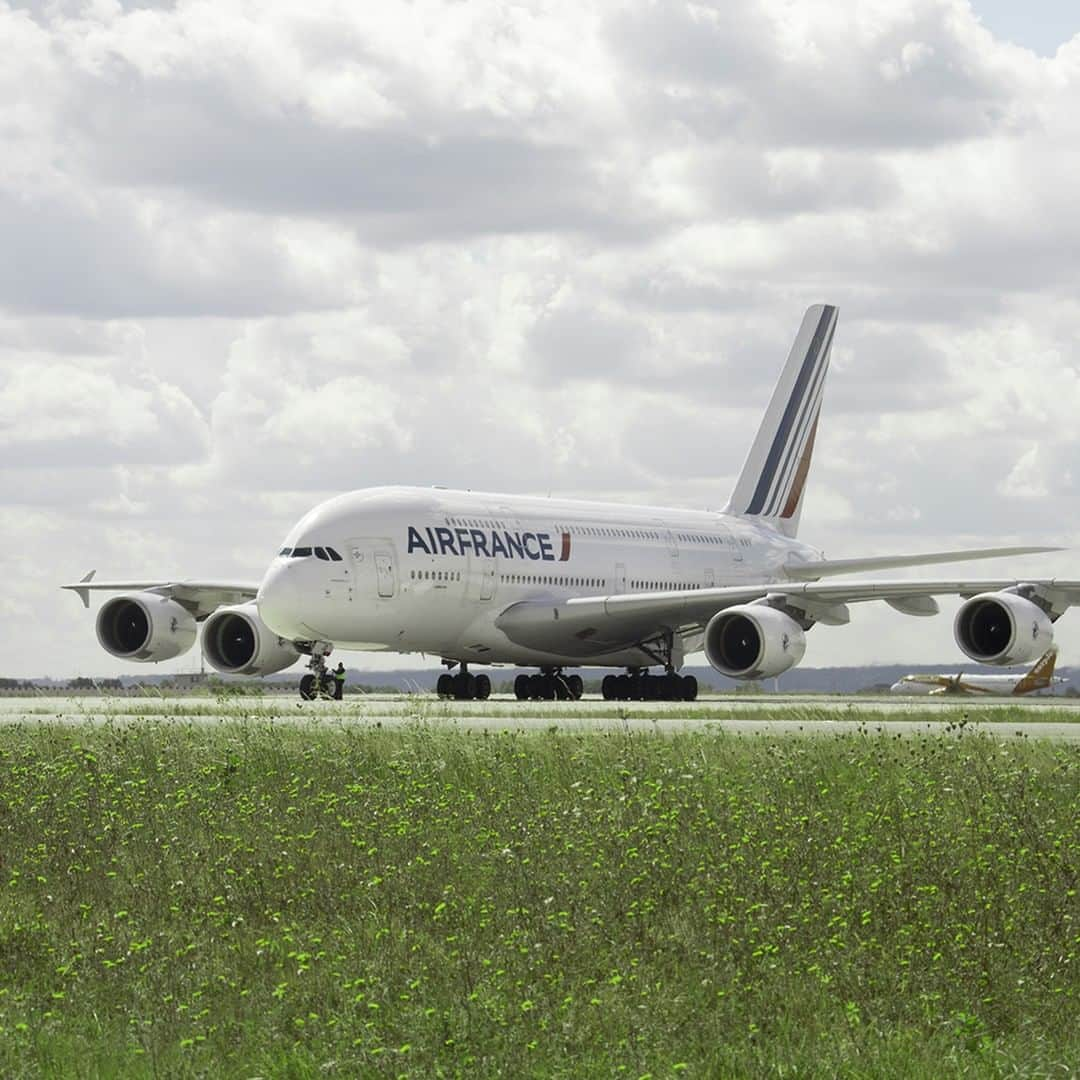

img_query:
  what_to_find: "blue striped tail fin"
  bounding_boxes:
[724,304,838,538]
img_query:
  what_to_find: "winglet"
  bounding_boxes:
[63,570,96,609]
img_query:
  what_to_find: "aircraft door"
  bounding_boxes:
[375,552,397,598]
[347,539,397,599]
[614,563,627,594]
[715,525,745,579]
[467,552,496,602]
[478,559,496,601]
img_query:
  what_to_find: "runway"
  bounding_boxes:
[1,694,1078,740]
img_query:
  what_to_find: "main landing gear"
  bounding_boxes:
[436,662,492,701]
[299,641,336,700]
[513,668,584,701]
[601,668,698,702]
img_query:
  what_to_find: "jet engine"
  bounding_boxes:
[202,602,301,676]
[704,605,807,680]
[954,591,1053,666]
[96,593,197,662]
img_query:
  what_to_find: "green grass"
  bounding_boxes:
[0,720,1076,1077]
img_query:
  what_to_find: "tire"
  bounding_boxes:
[528,674,544,700]
[455,673,477,701]
[540,676,557,701]
[601,675,616,701]
[615,674,630,701]
[437,673,453,698]
[475,673,492,700]
[682,675,698,702]
[299,674,317,701]
[514,674,530,701]
[567,674,584,701]
[554,676,571,701]
[662,673,681,701]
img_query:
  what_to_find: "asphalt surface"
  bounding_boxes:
[1,694,1079,740]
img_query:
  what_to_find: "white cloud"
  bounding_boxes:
[3,0,1080,676]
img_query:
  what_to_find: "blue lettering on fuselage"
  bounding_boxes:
[434,527,457,555]
[406,525,555,561]
[407,526,431,554]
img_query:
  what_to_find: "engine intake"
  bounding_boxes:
[202,603,301,676]
[954,591,1053,666]
[704,605,806,680]
[96,593,197,662]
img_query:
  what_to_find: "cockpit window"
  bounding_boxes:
[291,547,313,558]
[326,547,343,561]
[279,547,292,557]
[314,547,329,560]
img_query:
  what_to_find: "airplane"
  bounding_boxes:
[889,647,1065,696]
[64,304,1080,703]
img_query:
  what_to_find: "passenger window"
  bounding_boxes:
[314,547,329,560]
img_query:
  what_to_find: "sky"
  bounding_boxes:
[3,0,1080,679]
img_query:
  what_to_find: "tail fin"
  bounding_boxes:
[1014,647,1058,695]
[724,304,838,538]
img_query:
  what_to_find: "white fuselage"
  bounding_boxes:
[256,486,819,668]
[889,673,1064,696]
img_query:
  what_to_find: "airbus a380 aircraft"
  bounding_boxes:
[65,305,1080,702]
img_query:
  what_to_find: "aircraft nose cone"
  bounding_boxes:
[258,561,304,639]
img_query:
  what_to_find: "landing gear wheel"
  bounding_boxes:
[663,672,681,701]
[528,674,544,700]
[437,673,453,698]
[454,672,477,701]
[681,674,698,702]
[567,674,584,701]
[299,674,318,701]
[475,674,492,701]
[514,674,530,701]
[615,674,630,701]
[601,675,616,701]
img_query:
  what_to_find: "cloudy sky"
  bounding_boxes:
[3,0,1080,678]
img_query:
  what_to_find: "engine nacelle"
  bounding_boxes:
[704,605,807,680]
[96,593,197,663]
[202,602,301,676]
[954,591,1053,666]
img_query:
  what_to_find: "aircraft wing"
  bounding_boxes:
[783,545,1060,580]
[61,571,258,619]
[494,578,1080,658]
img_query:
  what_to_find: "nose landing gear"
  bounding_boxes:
[299,641,336,700]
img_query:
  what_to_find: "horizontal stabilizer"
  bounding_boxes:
[783,546,1062,581]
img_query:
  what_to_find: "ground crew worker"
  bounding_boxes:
[333,662,346,700]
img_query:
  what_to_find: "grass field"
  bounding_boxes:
[0,714,1077,1077]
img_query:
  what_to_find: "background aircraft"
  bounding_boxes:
[64,305,1080,702]
[890,647,1064,696]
